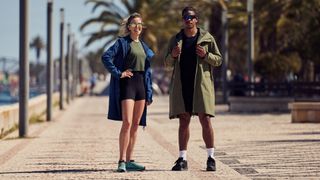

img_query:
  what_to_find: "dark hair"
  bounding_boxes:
[181,6,198,17]
[126,13,142,31]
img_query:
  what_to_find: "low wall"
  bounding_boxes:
[229,96,294,113]
[289,102,320,123]
[0,93,59,137]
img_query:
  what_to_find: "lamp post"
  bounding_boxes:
[66,23,71,104]
[59,8,65,110]
[221,8,228,103]
[19,0,29,137]
[70,34,76,100]
[247,0,254,88]
[46,0,53,121]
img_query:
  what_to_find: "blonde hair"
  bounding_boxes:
[118,13,142,37]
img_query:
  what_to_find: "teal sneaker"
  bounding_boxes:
[117,160,126,172]
[126,160,145,171]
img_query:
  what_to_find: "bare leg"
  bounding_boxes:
[119,99,135,161]
[198,113,214,148]
[178,113,191,150]
[126,100,145,161]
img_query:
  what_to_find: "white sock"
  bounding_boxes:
[179,150,187,160]
[207,148,214,159]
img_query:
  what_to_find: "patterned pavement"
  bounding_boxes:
[0,95,319,179]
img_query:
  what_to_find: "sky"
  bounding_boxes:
[0,0,104,64]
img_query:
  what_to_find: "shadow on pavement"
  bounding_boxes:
[255,139,320,143]
[76,113,106,117]
[288,131,320,135]
[143,169,172,172]
[0,168,173,175]
[0,169,114,174]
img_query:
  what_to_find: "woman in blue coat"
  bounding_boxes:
[101,13,154,172]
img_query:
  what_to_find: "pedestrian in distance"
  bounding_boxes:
[164,6,222,171]
[101,12,154,172]
[89,73,97,96]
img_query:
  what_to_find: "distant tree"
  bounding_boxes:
[30,35,45,64]
[254,52,301,81]
[277,0,320,80]
[85,49,106,76]
[254,0,320,81]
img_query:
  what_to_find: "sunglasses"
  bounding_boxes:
[183,15,197,21]
[128,23,144,28]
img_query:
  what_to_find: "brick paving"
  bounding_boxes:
[0,95,319,179]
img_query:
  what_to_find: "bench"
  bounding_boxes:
[228,97,293,113]
[288,102,320,123]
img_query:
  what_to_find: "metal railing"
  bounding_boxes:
[215,81,320,99]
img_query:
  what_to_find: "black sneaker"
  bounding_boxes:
[172,157,188,171]
[206,157,216,171]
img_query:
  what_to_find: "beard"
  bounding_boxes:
[185,22,194,29]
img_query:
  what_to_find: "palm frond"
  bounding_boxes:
[102,36,118,50]
[121,0,135,13]
[84,29,119,47]
[80,11,123,31]
[84,0,101,6]
[90,1,128,16]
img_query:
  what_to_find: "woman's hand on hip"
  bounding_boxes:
[120,69,133,78]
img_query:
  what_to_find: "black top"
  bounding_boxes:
[179,30,199,112]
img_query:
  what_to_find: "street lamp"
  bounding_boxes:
[247,0,253,12]
[247,0,254,94]
[211,0,229,103]
[70,34,76,100]
[46,0,53,121]
[66,23,71,104]
[221,5,228,103]
[19,0,29,137]
[59,8,65,110]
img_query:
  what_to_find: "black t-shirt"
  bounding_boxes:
[180,32,198,82]
[179,30,199,112]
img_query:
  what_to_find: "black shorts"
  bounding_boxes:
[181,77,194,113]
[120,71,146,101]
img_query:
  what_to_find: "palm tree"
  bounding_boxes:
[29,35,45,64]
[254,0,320,81]
[80,0,130,50]
[80,0,179,53]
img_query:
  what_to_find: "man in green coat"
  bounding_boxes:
[164,6,222,171]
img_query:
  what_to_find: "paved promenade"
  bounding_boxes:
[0,95,319,179]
